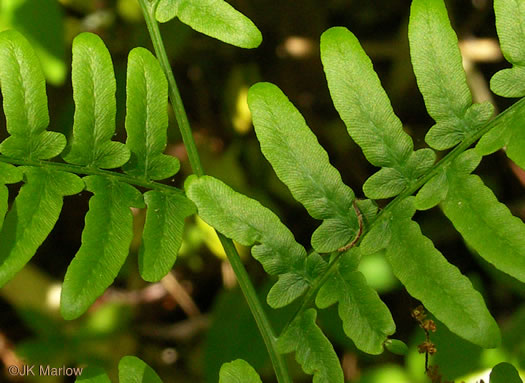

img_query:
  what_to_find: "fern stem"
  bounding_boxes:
[0,155,185,194]
[280,97,525,337]
[371,96,525,229]
[138,0,204,177]
[281,201,364,334]
[137,2,292,382]
[0,157,293,382]
[218,236,292,383]
[281,249,343,336]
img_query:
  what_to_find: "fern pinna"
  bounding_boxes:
[189,0,525,380]
[1,0,525,382]
[0,29,196,321]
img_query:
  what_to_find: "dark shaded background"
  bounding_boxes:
[0,0,524,382]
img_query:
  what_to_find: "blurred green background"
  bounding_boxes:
[0,0,524,382]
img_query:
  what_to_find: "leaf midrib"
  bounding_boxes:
[0,154,185,196]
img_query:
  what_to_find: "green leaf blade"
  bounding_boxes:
[490,0,525,97]
[139,190,196,282]
[267,252,327,308]
[63,32,129,169]
[61,176,144,320]
[493,0,525,66]
[119,356,163,383]
[156,0,262,49]
[0,29,48,135]
[0,168,83,287]
[384,339,409,356]
[75,366,111,383]
[310,218,356,253]
[362,168,407,199]
[321,26,431,199]
[316,249,396,355]
[267,273,310,309]
[385,198,500,348]
[321,26,412,169]
[186,175,306,273]
[123,47,179,180]
[476,98,525,169]
[442,155,525,283]
[0,30,65,160]
[248,82,357,252]
[490,362,523,383]
[409,0,471,124]
[156,0,177,22]
[362,148,435,200]
[0,186,9,233]
[490,67,525,98]
[414,170,448,210]
[186,175,323,307]
[360,218,391,256]
[219,359,262,383]
[277,309,344,383]
[409,0,493,150]
[1,132,66,160]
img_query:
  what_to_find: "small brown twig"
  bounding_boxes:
[338,200,364,252]
[102,283,167,305]
[412,305,437,374]
[139,315,210,342]
[161,271,201,318]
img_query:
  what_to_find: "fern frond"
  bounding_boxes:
[123,47,180,180]
[438,151,525,283]
[61,176,144,320]
[383,198,501,348]
[247,82,358,253]
[0,168,83,287]
[476,0,525,170]
[76,367,111,383]
[140,190,196,282]
[77,355,164,382]
[407,0,525,287]
[489,362,524,383]
[185,175,327,308]
[63,32,129,168]
[0,30,66,160]
[490,0,525,97]
[155,0,262,48]
[476,98,525,169]
[276,309,344,383]
[219,360,262,383]
[0,30,195,318]
[414,169,448,210]
[118,356,163,383]
[321,27,436,199]
[359,220,391,257]
[315,248,395,355]
[1,2,524,380]
[409,0,494,150]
